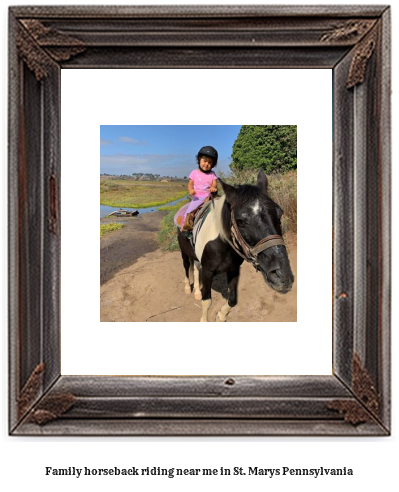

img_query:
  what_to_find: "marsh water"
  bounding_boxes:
[100,195,187,218]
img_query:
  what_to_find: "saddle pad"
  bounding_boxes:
[192,199,215,245]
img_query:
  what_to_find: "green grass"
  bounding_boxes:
[100,179,188,208]
[100,223,124,237]
[158,203,185,212]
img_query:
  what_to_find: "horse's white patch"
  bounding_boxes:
[200,299,212,322]
[194,196,227,262]
[193,264,201,300]
[252,199,260,215]
[217,301,231,322]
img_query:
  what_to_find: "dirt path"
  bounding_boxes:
[100,212,297,323]
[101,211,166,286]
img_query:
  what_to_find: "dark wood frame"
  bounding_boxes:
[9,5,391,436]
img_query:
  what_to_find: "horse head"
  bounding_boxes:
[220,170,294,294]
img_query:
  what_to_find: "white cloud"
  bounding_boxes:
[118,136,148,145]
[101,153,150,166]
[100,139,112,146]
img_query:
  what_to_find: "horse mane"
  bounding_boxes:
[220,184,267,239]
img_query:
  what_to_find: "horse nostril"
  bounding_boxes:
[269,268,282,280]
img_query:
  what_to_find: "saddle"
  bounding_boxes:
[181,195,214,232]
[176,196,216,251]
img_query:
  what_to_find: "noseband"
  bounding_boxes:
[228,208,285,271]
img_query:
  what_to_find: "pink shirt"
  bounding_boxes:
[189,169,217,197]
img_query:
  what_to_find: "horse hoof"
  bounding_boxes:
[200,317,207,322]
[194,291,202,300]
[184,285,191,294]
[217,311,227,322]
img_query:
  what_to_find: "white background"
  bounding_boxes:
[61,68,332,376]
[1,1,397,492]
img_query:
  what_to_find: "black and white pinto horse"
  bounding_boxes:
[178,170,294,322]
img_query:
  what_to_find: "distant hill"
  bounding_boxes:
[100,173,186,183]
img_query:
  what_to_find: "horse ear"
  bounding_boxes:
[257,170,269,194]
[219,178,237,204]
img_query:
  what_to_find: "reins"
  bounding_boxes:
[228,207,285,271]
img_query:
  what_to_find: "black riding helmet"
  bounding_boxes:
[197,145,218,167]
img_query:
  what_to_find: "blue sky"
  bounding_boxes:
[100,125,242,177]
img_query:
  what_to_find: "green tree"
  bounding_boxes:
[231,125,297,173]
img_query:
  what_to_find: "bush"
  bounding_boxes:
[231,125,297,173]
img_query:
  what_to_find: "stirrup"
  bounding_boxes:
[182,230,193,239]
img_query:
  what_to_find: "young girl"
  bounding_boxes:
[175,146,218,231]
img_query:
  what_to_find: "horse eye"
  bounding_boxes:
[236,218,247,228]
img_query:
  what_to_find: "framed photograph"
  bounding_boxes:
[96,123,299,326]
[9,5,391,435]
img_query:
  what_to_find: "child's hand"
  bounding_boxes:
[189,189,196,196]
[210,186,217,193]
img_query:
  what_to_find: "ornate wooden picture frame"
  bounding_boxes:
[9,5,391,435]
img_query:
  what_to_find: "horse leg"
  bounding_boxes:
[181,250,192,294]
[189,258,194,285]
[193,260,202,300]
[217,269,240,322]
[200,267,213,322]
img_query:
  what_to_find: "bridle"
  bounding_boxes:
[227,207,286,271]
